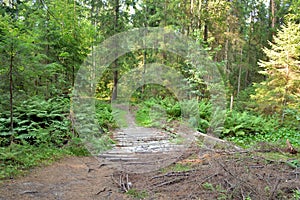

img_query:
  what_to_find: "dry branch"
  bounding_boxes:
[152,177,186,188]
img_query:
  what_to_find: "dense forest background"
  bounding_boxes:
[0,0,299,179]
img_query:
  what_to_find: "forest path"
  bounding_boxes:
[98,104,190,173]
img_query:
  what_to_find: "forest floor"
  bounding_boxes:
[0,150,299,200]
[0,108,299,200]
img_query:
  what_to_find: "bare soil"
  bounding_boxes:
[0,148,299,200]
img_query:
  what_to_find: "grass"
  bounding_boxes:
[112,108,128,128]
[254,151,300,170]
[126,188,148,199]
[202,182,228,199]
[160,163,192,173]
[293,189,300,200]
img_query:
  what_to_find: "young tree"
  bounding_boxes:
[0,14,37,134]
[252,22,300,122]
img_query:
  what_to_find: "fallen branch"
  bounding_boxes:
[111,173,132,192]
[95,187,106,195]
[194,131,243,151]
[152,177,186,188]
[151,171,191,180]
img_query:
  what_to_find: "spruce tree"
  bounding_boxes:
[252,22,300,122]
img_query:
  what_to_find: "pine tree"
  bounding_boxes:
[252,21,300,122]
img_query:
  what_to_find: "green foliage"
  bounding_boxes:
[135,106,154,127]
[126,189,148,199]
[134,97,213,132]
[134,96,299,150]
[222,111,274,137]
[135,97,181,127]
[222,109,300,148]
[0,144,60,179]
[227,123,300,148]
[95,100,117,131]
[234,86,258,112]
[293,189,300,200]
[160,163,192,173]
[0,96,71,146]
[197,100,212,133]
[64,137,90,156]
[202,182,214,191]
[252,22,300,123]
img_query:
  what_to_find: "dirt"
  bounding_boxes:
[1,107,299,199]
[1,149,299,200]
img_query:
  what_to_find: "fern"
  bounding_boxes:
[0,96,71,146]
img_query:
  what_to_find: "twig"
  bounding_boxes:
[151,171,191,180]
[95,187,106,195]
[120,174,129,192]
[152,177,186,188]
[183,172,219,185]
[111,174,121,188]
[217,161,257,195]
[199,173,219,184]
[126,174,130,191]
[218,161,235,177]
[224,178,234,188]
[249,165,264,168]
[269,178,281,200]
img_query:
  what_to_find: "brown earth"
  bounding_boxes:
[0,148,299,200]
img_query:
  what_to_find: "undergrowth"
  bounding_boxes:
[0,97,116,180]
[133,97,300,149]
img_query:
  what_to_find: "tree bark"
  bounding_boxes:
[72,0,76,88]
[203,23,208,43]
[112,67,118,100]
[237,49,242,95]
[9,45,14,134]
[112,0,119,100]
[203,0,208,43]
[270,0,276,37]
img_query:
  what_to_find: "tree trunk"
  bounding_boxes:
[230,95,234,111]
[9,45,14,135]
[72,0,76,88]
[271,0,276,28]
[203,23,208,43]
[112,0,119,100]
[112,65,118,100]
[237,49,243,95]
[270,0,276,37]
[224,28,229,77]
[142,49,147,95]
[203,0,208,43]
